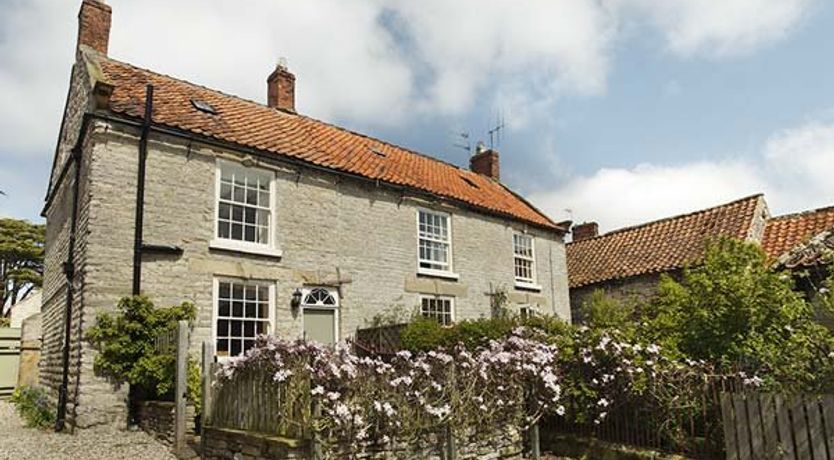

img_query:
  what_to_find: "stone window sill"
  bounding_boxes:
[417,268,460,281]
[209,239,283,258]
[514,281,542,292]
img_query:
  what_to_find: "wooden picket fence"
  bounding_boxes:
[201,343,311,440]
[353,323,408,357]
[721,393,834,460]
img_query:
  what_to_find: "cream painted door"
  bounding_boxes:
[303,308,336,344]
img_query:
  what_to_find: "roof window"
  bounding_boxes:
[191,98,217,115]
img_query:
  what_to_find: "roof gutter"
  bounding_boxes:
[44,111,564,234]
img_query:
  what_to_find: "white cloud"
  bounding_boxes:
[529,118,834,233]
[0,0,819,221]
[615,0,813,57]
[0,0,815,161]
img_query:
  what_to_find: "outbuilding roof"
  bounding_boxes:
[566,195,764,288]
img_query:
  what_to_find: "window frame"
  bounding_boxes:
[210,159,282,257]
[212,277,275,360]
[416,208,459,280]
[418,294,455,326]
[300,286,341,343]
[513,232,541,291]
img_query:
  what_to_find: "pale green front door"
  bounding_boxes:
[303,309,336,344]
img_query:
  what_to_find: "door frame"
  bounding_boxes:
[300,286,340,343]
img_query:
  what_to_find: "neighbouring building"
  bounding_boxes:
[567,195,834,320]
[41,0,570,429]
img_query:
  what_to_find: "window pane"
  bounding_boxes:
[220,183,232,200]
[243,340,255,353]
[219,282,230,299]
[232,223,243,240]
[259,191,270,207]
[232,206,244,222]
[244,321,255,337]
[231,321,242,337]
[231,340,242,356]
[216,338,228,353]
[219,203,231,219]
[245,303,255,318]
[232,301,243,317]
[233,185,245,202]
[244,208,256,224]
[217,319,229,336]
[256,321,268,334]
[219,300,230,317]
[246,188,257,205]
[232,283,243,298]
[218,221,230,238]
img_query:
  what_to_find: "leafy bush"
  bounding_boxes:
[11,386,55,429]
[401,312,572,352]
[86,296,201,408]
[645,238,834,391]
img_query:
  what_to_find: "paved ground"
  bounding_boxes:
[0,401,176,460]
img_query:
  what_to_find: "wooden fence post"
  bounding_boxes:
[445,425,457,460]
[311,397,323,460]
[174,320,188,457]
[201,341,215,427]
[529,421,541,460]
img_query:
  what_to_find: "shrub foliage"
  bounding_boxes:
[86,296,201,407]
[11,386,55,429]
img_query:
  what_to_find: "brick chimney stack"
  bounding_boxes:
[572,222,599,242]
[267,60,296,113]
[470,142,500,181]
[77,0,111,55]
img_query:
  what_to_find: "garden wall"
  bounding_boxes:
[201,426,523,460]
[135,400,197,446]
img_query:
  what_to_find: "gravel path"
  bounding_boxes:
[0,401,177,460]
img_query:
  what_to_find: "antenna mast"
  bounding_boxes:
[487,111,505,149]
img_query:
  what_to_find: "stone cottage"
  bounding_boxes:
[567,194,834,320]
[41,0,571,429]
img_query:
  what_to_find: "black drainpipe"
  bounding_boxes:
[55,119,87,432]
[132,84,153,295]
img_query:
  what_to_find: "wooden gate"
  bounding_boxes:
[0,328,22,398]
[721,392,834,460]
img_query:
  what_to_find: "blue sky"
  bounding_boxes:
[1,0,833,232]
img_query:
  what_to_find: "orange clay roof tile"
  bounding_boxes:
[95,56,559,230]
[762,205,834,261]
[566,195,763,288]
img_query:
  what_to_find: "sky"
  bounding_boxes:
[1,0,833,234]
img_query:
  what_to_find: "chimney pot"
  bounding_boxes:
[267,60,296,112]
[470,147,500,181]
[572,222,599,242]
[77,0,111,55]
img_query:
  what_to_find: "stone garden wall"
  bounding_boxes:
[135,400,197,446]
[201,426,523,460]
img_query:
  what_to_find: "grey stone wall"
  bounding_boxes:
[87,125,570,357]
[135,400,197,446]
[569,272,667,323]
[201,426,523,460]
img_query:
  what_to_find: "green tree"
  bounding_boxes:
[0,218,45,317]
[647,237,834,391]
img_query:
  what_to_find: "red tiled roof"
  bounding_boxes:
[762,205,834,261]
[93,56,559,230]
[566,195,763,288]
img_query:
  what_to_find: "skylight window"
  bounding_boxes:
[369,145,387,157]
[460,175,479,189]
[191,98,217,115]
